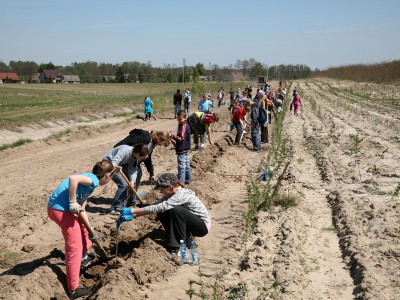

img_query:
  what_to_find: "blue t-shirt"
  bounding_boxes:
[198,99,214,113]
[48,173,100,212]
[144,98,153,114]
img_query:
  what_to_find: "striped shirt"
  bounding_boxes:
[144,187,211,230]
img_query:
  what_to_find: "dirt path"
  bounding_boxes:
[0,79,399,300]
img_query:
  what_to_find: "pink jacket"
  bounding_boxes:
[293,95,301,105]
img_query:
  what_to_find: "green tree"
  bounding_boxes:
[195,63,206,76]
[115,67,125,83]
[249,62,265,79]
[38,62,56,73]
[0,61,11,72]
[166,72,174,83]
[9,60,38,81]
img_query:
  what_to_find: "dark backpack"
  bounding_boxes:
[258,107,269,127]
[114,128,152,148]
[187,113,199,135]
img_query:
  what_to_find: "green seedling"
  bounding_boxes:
[322,225,340,234]
[211,281,221,300]
[370,147,387,180]
[186,279,196,300]
[349,134,364,181]
[392,184,400,198]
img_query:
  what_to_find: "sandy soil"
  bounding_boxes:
[0,79,399,300]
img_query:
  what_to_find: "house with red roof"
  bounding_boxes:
[0,72,21,83]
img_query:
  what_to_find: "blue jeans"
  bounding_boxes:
[184,103,190,116]
[111,166,141,209]
[174,104,181,116]
[251,120,261,150]
[177,153,192,184]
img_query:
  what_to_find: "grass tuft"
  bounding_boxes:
[274,194,298,208]
[0,139,33,151]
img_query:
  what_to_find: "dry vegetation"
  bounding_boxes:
[313,60,400,83]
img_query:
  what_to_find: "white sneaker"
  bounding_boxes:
[200,144,205,149]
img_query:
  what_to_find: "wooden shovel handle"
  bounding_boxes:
[78,210,112,259]
[78,210,95,238]
[119,171,144,204]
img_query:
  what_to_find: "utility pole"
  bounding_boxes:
[208,62,210,81]
[266,65,269,82]
[182,58,185,84]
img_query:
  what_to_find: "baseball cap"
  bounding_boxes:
[154,173,178,189]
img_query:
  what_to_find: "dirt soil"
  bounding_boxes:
[0,79,399,300]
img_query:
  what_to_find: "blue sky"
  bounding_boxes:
[2,0,400,70]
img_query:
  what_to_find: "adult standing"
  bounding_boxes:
[173,89,183,119]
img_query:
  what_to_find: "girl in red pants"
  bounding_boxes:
[47,160,116,299]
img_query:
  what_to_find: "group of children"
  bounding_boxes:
[228,81,302,150]
[47,108,215,298]
[47,83,300,299]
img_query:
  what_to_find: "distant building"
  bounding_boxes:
[40,69,62,83]
[199,75,210,81]
[0,72,21,83]
[38,70,80,83]
[30,73,40,83]
[61,75,80,84]
[103,76,116,83]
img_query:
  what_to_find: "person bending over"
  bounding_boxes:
[47,160,117,299]
[117,173,211,253]
[103,143,149,213]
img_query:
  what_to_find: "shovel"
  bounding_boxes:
[78,210,114,261]
[119,172,146,206]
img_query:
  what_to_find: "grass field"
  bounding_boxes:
[0,82,241,129]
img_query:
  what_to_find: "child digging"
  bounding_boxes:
[117,173,210,254]
[232,100,250,145]
[171,110,192,185]
[47,160,117,299]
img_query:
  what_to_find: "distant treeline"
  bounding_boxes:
[312,60,400,83]
[0,59,311,83]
